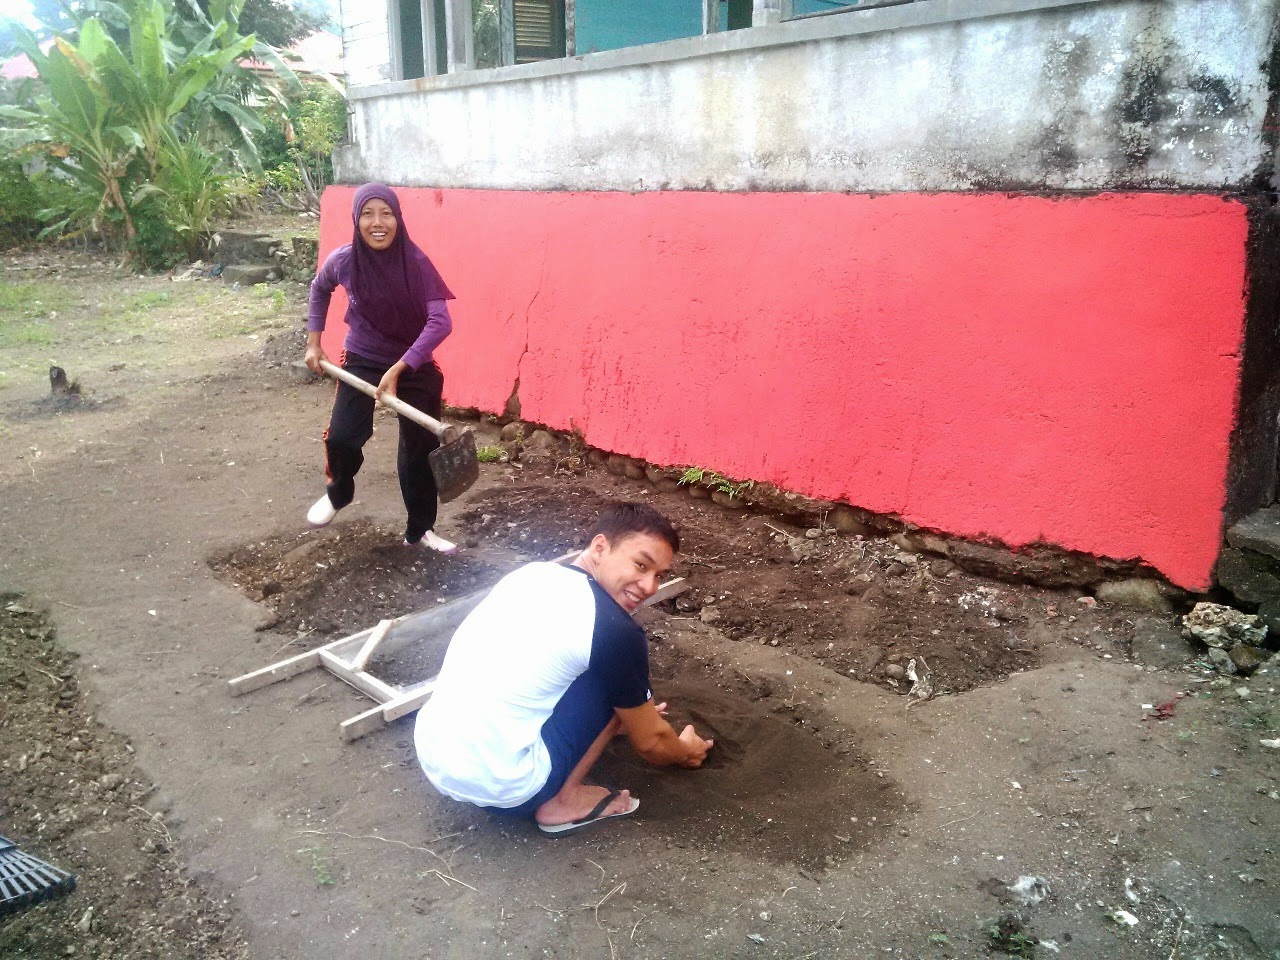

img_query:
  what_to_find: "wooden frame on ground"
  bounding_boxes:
[228,555,688,741]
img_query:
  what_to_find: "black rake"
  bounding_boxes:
[0,835,76,918]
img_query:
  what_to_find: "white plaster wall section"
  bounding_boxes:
[342,0,393,87]
[336,0,1279,191]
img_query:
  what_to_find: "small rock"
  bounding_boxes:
[884,663,906,681]
[1182,602,1267,649]
[99,773,124,791]
[711,489,747,509]
[644,464,669,484]
[1008,876,1051,907]
[1206,646,1238,674]
[804,528,822,540]
[1096,578,1172,613]
[1230,643,1267,673]
[829,506,873,536]
[499,421,524,442]
[844,580,871,597]
[524,430,558,459]
[699,605,721,625]
[919,534,950,556]
[76,907,93,933]
[686,483,711,500]
[890,532,921,554]
[1260,739,1280,750]
[621,458,647,481]
[885,562,908,577]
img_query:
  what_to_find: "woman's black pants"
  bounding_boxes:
[323,351,443,544]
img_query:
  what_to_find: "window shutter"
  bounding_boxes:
[513,0,565,62]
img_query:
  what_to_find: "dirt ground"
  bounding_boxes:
[1,242,1278,959]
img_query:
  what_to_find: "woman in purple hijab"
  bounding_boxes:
[303,183,458,553]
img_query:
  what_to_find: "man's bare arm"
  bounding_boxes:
[616,700,714,768]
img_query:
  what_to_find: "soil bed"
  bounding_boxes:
[0,597,246,959]
[454,477,1137,696]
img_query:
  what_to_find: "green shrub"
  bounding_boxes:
[128,200,186,269]
[0,162,96,249]
[0,161,45,247]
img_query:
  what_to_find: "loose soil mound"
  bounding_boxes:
[456,476,1131,695]
[209,519,499,638]
[0,596,245,959]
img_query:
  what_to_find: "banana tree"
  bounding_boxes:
[1,0,298,244]
[1,24,142,237]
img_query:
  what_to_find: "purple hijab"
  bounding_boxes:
[349,183,454,337]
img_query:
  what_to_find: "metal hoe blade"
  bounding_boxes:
[429,428,479,502]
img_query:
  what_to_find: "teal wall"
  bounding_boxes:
[575,0,702,54]
[792,0,859,15]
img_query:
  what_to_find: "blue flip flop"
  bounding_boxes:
[537,790,640,837]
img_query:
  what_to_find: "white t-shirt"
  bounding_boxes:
[414,562,650,807]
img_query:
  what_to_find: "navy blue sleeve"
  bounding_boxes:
[586,585,651,710]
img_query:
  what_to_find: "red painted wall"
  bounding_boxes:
[317,187,1249,590]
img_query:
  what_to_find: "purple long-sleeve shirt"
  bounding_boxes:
[307,244,452,371]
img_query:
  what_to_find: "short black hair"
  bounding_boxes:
[588,501,680,554]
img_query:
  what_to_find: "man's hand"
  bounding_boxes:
[617,700,713,768]
[678,725,714,768]
[304,331,328,374]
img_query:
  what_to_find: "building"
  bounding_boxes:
[317,0,1280,592]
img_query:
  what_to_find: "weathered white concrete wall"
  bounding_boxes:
[340,0,394,87]
[334,0,1279,192]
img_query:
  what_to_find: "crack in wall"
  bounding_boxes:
[506,236,550,419]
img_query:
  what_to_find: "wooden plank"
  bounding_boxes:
[318,650,399,702]
[228,648,323,696]
[382,680,436,722]
[641,577,688,609]
[340,702,389,741]
[349,619,393,672]
[340,682,438,741]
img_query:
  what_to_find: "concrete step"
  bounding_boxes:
[221,263,280,285]
[210,229,280,265]
[1227,505,1280,563]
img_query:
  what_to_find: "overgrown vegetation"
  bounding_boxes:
[249,82,346,210]
[0,0,340,266]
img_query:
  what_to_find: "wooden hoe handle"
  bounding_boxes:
[319,359,454,441]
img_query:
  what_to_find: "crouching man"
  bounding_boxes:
[414,502,714,836]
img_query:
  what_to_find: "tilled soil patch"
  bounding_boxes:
[456,472,1136,696]
[0,595,246,960]
[209,519,500,638]
[596,640,906,872]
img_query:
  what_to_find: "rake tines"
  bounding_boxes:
[0,835,77,918]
